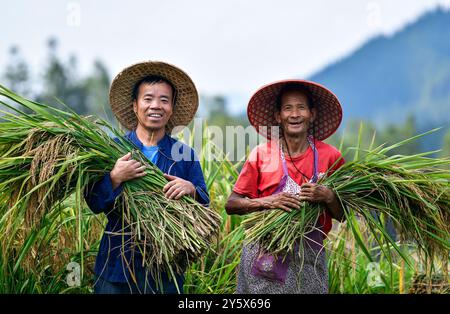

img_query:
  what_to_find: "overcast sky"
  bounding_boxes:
[2,0,450,108]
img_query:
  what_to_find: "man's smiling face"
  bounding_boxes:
[133,81,174,132]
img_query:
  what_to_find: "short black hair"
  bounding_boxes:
[275,83,314,112]
[131,75,177,106]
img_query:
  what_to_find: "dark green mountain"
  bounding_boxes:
[309,7,450,150]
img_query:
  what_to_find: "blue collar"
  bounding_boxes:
[125,129,174,159]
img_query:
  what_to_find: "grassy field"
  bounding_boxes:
[0,87,448,294]
[0,126,447,294]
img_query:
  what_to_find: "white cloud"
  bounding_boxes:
[1,0,450,103]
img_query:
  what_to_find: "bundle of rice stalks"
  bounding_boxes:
[0,85,221,291]
[243,129,450,266]
[184,227,245,293]
[182,124,246,293]
[409,273,449,294]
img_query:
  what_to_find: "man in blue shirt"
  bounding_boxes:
[84,61,209,294]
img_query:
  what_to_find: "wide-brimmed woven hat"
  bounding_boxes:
[247,79,343,141]
[109,61,199,133]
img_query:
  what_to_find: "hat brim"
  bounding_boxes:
[247,79,343,141]
[109,61,199,133]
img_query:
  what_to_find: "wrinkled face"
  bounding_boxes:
[275,90,316,138]
[133,82,174,131]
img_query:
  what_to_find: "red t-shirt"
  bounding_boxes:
[233,139,345,235]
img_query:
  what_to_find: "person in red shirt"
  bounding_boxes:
[225,80,345,293]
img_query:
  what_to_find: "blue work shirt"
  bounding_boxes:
[84,130,209,289]
[141,144,159,164]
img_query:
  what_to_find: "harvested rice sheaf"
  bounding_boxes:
[243,130,450,265]
[0,85,221,291]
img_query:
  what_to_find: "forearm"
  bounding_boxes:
[324,190,345,222]
[225,196,266,215]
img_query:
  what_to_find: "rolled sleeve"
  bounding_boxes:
[84,172,124,214]
[187,151,209,206]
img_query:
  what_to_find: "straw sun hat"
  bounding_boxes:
[247,79,343,141]
[109,61,199,133]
